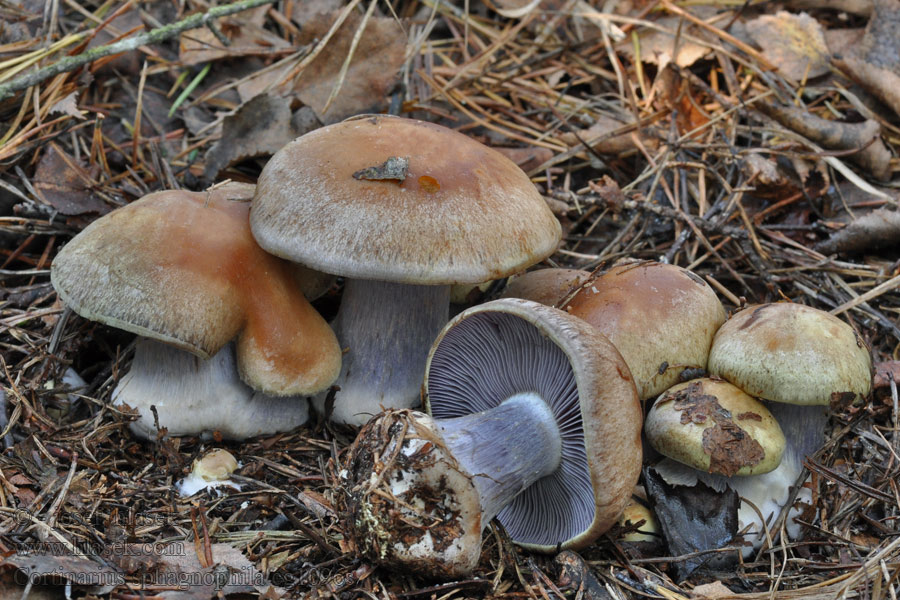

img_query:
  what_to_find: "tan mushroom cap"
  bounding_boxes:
[251,115,562,284]
[646,379,786,477]
[51,184,341,396]
[708,303,873,406]
[500,268,592,306]
[561,262,726,401]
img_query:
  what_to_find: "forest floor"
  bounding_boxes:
[0,0,899,598]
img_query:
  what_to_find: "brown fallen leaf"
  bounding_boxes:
[559,114,653,154]
[203,96,321,181]
[824,27,866,56]
[816,206,900,254]
[179,5,291,66]
[832,0,900,118]
[292,10,407,123]
[692,580,736,599]
[33,144,109,216]
[154,542,284,599]
[48,91,85,120]
[620,16,712,69]
[746,11,830,81]
[757,102,891,181]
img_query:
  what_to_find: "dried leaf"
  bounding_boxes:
[293,10,407,122]
[179,6,290,66]
[622,17,712,68]
[204,97,321,181]
[155,542,284,599]
[33,144,109,216]
[816,206,900,254]
[692,581,736,599]
[48,92,85,120]
[746,12,830,81]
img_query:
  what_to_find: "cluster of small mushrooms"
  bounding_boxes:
[51,114,874,579]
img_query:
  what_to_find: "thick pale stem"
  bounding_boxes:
[317,279,450,425]
[114,338,309,439]
[437,392,562,523]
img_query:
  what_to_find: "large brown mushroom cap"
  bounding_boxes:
[250,115,562,284]
[51,184,341,395]
[561,262,726,401]
[708,302,873,406]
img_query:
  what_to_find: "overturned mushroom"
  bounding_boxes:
[251,115,561,425]
[51,183,342,439]
[337,298,642,578]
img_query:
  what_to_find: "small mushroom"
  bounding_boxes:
[561,261,726,401]
[251,115,562,425]
[177,449,240,496]
[51,183,342,439]
[645,379,786,477]
[337,299,642,578]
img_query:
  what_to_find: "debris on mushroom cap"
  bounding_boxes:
[708,302,873,406]
[250,114,561,285]
[336,299,642,578]
[50,183,341,397]
[500,268,592,307]
[177,449,240,496]
[561,261,726,401]
[645,379,786,477]
[336,409,484,579]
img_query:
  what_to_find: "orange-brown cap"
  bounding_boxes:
[708,303,873,406]
[500,268,591,306]
[251,115,562,283]
[51,183,341,396]
[562,262,726,401]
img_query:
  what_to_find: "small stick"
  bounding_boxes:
[0,0,277,102]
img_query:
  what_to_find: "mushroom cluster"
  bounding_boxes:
[52,183,342,439]
[647,302,873,554]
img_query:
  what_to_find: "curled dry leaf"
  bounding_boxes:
[620,17,711,69]
[292,10,407,123]
[816,206,900,254]
[34,144,109,216]
[832,0,900,118]
[179,5,290,66]
[559,114,655,154]
[758,102,891,181]
[204,96,321,181]
[746,11,830,81]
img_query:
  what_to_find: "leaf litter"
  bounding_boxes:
[0,0,899,598]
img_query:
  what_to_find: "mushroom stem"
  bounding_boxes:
[437,391,562,523]
[114,338,309,439]
[765,401,827,468]
[317,279,451,425]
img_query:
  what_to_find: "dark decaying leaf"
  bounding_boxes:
[643,466,739,581]
[555,550,614,600]
[33,144,109,216]
[204,97,321,181]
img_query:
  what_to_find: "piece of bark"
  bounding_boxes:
[758,102,891,181]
